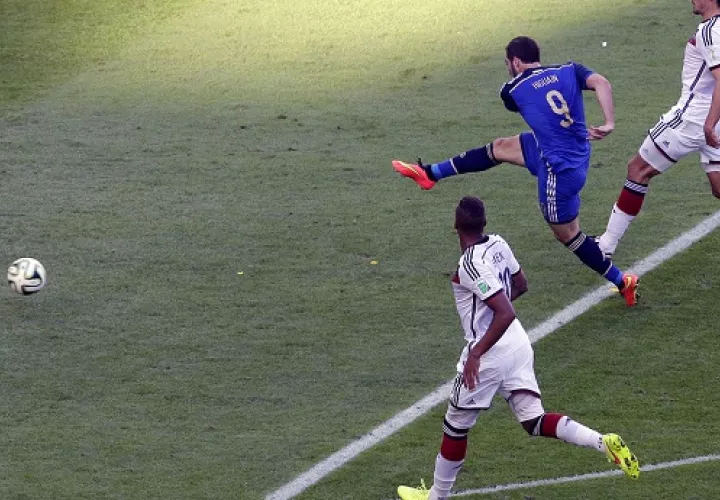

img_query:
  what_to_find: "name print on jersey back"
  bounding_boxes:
[501,62,596,172]
[490,250,513,298]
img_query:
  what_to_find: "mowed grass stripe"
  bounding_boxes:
[267,210,720,500]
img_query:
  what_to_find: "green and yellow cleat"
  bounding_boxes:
[398,478,430,500]
[602,433,640,479]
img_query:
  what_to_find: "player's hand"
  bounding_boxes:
[462,356,480,391]
[705,126,720,148]
[588,123,614,141]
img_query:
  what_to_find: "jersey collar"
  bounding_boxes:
[701,14,720,24]
[469,235,490,247]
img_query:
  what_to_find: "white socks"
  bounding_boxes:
[555,416,604,452]
[599,204,635,255]
[429,453,463,500]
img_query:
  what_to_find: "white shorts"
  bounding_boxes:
[641,119,720,173]
[449,342,541,412]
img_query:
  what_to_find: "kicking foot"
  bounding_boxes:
[392,159,436,190]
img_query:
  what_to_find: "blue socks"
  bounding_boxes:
[430,160,458,181]
[428,143,501,181]
[565,232,624,288]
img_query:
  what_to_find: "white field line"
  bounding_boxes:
[452,453,720,496]
[265,210,720,500]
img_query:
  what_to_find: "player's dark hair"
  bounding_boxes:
[505,36,541,64]
[455,196,486,233]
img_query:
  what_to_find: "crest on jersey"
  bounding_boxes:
[476,280,490,294]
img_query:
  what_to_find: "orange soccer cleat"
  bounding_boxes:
[619,273,640,307]
[392,159,436,190]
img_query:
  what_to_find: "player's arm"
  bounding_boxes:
[458,261,516,389]
[463,291,516,390]
[585,73,615,140]
[468,292,516,359]
[510,269,528,301]
[572,61,614,140]
[503,241,527,301]
[704,67,720,148]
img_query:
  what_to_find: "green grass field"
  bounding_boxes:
[1,0,719,498]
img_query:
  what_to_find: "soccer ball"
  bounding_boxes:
[7,258,47,295]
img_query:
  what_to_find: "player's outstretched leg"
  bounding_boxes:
[392,159,437,190]
[392,137,524,190]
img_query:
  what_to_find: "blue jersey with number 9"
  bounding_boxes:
[500,62,595,173]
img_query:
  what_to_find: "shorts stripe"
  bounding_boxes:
[650,121,670,140]
[650,94,694,141]
[546,168,558,223]
[451,374,463,406]
[650,112,683,140]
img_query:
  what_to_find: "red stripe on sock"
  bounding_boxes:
[616,187,646,216]
[540,413,564,439]
[440,434,468,461]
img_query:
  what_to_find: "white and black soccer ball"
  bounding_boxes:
[7,258,47,295]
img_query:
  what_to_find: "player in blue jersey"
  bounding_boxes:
[392,36,639,306]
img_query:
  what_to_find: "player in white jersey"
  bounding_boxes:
[598,0,720,257]
[397,197,639,500]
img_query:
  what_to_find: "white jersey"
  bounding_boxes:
[665,16,720,125]
[452,234,529,370]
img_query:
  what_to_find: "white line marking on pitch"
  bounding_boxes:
[265,210,720,500]
[452,453,720,496]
